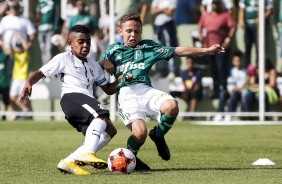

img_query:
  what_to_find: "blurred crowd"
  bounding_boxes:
[0,0,282,121]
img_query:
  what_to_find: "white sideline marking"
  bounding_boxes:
[192,121,282,126]
[252,158,276,166]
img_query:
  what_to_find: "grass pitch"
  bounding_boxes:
[1,120,282,184]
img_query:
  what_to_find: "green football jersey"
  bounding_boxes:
[68,15,98,35]
[0,50,10,88]
[37,0,60,32]
[239,0,272,27]
[99,40,176,90]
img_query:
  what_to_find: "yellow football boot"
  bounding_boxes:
[57,159,91,175]
[75,152,108,169]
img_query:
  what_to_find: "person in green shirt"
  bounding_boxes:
[99,12,224,170]
[36,0,61,65]
[238,0,273,68]
[67,0,98,36]
[0,39,11,120]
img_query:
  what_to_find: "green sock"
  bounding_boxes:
[127,135,144,155]
[156,114,176,138]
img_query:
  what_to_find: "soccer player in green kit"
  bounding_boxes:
[99,12,224,170]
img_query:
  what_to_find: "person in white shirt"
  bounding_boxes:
[151,0,179,79]
[19,25,118,175]
[213,50,246,121]
[200,0,233,14]
[0,1,35,50]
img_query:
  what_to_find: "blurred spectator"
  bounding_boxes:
[98,0,122,55]
[238,0,273,68]
[213,50,246,121]
[128,0,153,25]
[180,57,203,119]
[61,0,78,42]
[0,0,12,18]
[242,60,279,120]
[174,0,201,25]
[36,0,61,65]
[151,0,179,79]
[9,30,31,120]
[67,0,99,60]
[278,0,282,72]
[0,39,11,120]
[198,0,236,98]
[277,0,282,119]
[0,0,36,51]
[200,0,233,14]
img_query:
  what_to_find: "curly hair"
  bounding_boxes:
[70,25,90,34]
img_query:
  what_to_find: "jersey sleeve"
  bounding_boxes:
[94,62,108,86]
[149,40,175,60]
[39,53,65,78]
[98,43,120,63]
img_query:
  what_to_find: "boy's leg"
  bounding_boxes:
[126,120,151,170]
[149,97,178,161]
[60,93,113,171]
[75,118,108,169]
[149,113,176,161]
[95,118,117,151]
[60,119,114,174]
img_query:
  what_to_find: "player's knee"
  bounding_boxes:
[132,128,147,143]
[160,99,179,116]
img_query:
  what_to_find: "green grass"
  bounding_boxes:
[1,120,282,184]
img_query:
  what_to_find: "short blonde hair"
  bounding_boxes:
[119,12,142,27]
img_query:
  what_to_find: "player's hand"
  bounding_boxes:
[207,44,225,55]
[118,73,133,82]
[19,84,32,103]
[99,59,116,75]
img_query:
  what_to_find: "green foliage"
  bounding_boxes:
[1,121,282,184]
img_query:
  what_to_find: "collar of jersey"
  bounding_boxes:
[71,52,87,68]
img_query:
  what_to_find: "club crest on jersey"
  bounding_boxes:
[89,68,94,77]
[135,50,142,60]
[116,62,145,73]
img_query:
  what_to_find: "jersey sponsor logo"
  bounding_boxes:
[153,47,170,54]
[116,62,145,73]
[136,43,152,48]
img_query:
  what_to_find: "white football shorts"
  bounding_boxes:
[10,79,26,97]
[118,83,176,126]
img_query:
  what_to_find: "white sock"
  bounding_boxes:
[83,118,107,153]
[64,145,84,162]
[96,132,112,152]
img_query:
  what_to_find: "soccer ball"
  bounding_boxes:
[107,148,136,174]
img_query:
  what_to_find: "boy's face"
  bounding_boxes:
[68,32,91,59]
[119,20,142,47]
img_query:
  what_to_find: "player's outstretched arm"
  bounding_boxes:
[19,70,45,103]
[174,44,225,57]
